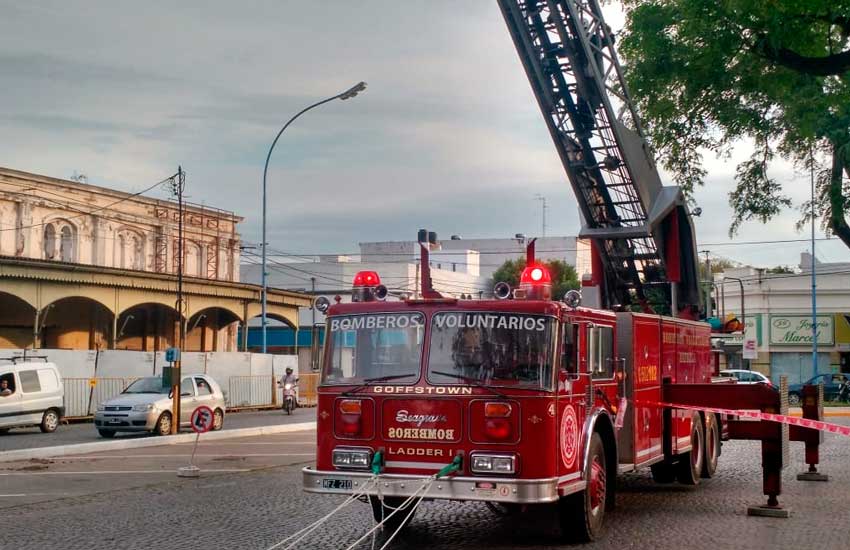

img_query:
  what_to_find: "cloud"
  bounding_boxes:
[1,1,846,271]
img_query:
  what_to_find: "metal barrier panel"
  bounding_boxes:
[62,378,92,418]
[228,375,273,408]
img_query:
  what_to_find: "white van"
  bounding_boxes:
[0,358,64,433]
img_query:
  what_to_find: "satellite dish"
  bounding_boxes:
[563,290,582,309]
[494,282,511,300]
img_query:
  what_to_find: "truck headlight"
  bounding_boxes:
[332,448,372,469]
[132,404,155,412]
[471,454,516,474]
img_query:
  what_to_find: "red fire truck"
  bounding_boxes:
[303,244,722,542]
[303,0,817,542]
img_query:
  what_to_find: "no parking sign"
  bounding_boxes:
[191,405,215,434]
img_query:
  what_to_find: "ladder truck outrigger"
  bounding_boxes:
[303,0,825,543]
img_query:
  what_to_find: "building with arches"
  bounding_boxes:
[0,167,311,351]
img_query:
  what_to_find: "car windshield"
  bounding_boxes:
[323,312,425,385]
[426,312,557,390]
[123,377,169,394]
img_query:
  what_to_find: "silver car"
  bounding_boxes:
[94,375,225,438]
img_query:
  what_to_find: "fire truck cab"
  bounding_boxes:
[303,265,719,542]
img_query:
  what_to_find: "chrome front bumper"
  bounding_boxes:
[303,467,576,504]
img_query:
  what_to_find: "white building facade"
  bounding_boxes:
[716,253,850,384]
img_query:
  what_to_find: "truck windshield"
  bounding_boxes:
[323,312,425,385]
[427,312,556,390]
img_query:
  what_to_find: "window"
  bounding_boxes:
[323,313,424,384]
[427,312,557,390]
[0,372,16,395]
[37,369,59,392]
[19,370,42,393]
[43,224,56,259]
[195,377,212,396]
[589,325,615,379]
[562,323,578,374]
[60,225,75,262]
[180,377,195,397]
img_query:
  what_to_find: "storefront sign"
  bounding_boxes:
[726,315,761,346]
[835,314,850,351]
[769,315,834,346]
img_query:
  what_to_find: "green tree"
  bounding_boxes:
[491,258,580,300]
[620,0,850,248]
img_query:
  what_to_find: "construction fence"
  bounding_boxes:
[1,349,319,419]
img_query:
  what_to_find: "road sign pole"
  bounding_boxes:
[178,405,214,478]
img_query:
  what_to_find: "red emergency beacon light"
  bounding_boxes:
[351,271,388,303]
[518,264,552,300]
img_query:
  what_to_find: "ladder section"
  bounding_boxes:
[498,0,672,308]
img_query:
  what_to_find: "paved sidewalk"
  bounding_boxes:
[0,407,316,456]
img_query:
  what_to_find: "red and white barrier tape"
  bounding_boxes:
[634,400,850,438]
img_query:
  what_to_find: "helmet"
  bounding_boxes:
[285,367,293,375]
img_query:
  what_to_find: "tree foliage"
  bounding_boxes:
[491,258,580,300]
[619,0,850,248]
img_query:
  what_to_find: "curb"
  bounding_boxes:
[0,421,317,464]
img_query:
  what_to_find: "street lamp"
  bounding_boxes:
[261,81,367,353]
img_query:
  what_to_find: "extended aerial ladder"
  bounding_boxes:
[497,0,702,316]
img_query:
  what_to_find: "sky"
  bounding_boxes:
[1,1,848,269]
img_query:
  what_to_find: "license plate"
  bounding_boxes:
[322,478,353,490]
[108,419,122,424]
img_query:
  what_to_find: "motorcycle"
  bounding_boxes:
[280,378,299,415]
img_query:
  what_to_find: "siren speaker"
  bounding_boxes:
[494,282,511,300]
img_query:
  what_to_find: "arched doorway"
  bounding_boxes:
[40,297,113,350]
[115,303,182,351]
[0,292,36,349]
[186,307,241,352]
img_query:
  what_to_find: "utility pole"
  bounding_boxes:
[534,194,547,238]
[810,151,818,378]
[171,166,186,435]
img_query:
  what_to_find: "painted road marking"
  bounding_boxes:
[0,469,251,476]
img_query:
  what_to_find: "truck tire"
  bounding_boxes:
[701,414,720,479]
[650,462,676,483]
[677,413,704,485]
[369,496,417,535]
[559,432,608,543]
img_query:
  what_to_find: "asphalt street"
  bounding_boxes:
[2,417,849,550]
[0,407,315,453]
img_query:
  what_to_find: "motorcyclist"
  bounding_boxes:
[280,368,299,408]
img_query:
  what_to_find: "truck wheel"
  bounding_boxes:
[650,462,676,483]
[677,413,704,485]
[559,432,608,543]
[701,414,720,479]
[369,496,417,534]
[788,392,801,406]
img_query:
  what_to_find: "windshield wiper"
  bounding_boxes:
[430,371,508,399]
[342,374,417,396]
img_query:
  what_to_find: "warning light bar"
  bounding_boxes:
[352,271,387,303]
[520,265,551,285]
[519,265,552,300]
[353,271,381,287]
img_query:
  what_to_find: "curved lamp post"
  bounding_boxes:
[261,81,367,353]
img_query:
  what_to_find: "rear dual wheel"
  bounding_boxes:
[676,413,705,485]
[701,414,720,479]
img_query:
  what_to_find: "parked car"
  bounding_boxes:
[94,374,225,438]
[788,373,850,406]
[0,358,64,434]
[719,369,772,386]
